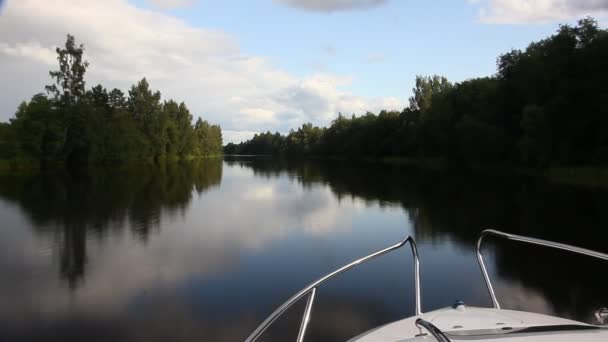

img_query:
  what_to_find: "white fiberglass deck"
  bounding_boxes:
[350,306,608,341]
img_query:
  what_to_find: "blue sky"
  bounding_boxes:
[1,0,606,142]
[134,0,558,96]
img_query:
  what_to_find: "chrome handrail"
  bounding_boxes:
[477,229,608,309]
[245,235,421,342]
[296,288,316,342]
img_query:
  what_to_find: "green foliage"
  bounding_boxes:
[1,35,222,169]
[0,122,18,160]
[229,18,608,169]
[518,104,546,166]
[45,34,89,106]
[408,75,452,113]
[11,95,65,162]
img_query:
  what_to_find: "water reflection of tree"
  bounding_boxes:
[229,158,608,246]
[229,157,608,323]
[0,159,222,288]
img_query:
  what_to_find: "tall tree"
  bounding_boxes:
[128,78,163,159]
[45,34,89,106]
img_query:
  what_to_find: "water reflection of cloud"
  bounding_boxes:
[491,281,556,316]
[204,167,355,249]
[0,161,386,334]
[243,184,275,200]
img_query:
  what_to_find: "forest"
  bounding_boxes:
[0,35,223,169]
[225,18,608,168]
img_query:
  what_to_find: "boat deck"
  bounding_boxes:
[350,306,608,341]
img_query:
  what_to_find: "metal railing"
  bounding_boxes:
[477,229,608,309]
[245,235,421,342]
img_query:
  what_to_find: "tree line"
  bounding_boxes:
[0,35,222,169]
[226,18,608,168]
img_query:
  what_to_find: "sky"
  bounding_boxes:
[0,0,607,143]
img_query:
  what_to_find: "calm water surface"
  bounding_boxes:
[1,157,607,341]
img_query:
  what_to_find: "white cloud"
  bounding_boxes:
[274,74,401,126]
[0,0,403,143]
[0,42,56,65]
[222,130,257,144]
[471,0,608,24]
[147,0,198,10]
[274,0,389,12]
[239,107,277,124]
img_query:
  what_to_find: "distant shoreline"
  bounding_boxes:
[223,154,608,189]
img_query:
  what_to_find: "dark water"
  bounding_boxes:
[0,157,607,342]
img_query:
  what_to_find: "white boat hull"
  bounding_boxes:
[349,306,608,341]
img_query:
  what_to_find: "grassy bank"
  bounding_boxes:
[377,157,608,189]
[6,154,608,190]
[366,157,608,189]
[0,158,40,172]
[0,155,224,173]
[544,166,608,189]
[373,157,447,171]
[316,156,608,189]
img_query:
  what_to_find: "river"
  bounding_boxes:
[0,157,606,341]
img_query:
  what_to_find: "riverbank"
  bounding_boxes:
[378,157,608,189]
[0,155,224,173]
[5,154,608,189]
[543,167,608,189]
[363,157,608,189]
[0,158,40,172]
[226,154,608,190]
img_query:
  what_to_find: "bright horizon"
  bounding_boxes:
[1,0,607,143]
